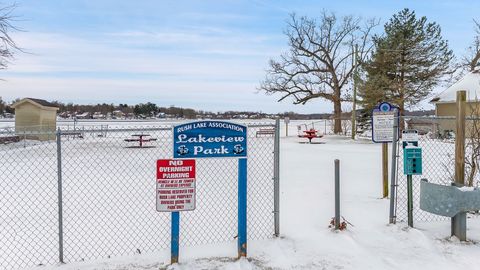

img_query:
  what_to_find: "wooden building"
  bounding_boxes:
[11,98,59,141]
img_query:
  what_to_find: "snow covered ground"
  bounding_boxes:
[18,132,480,270]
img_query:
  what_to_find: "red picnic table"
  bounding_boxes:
[298,128,323,143]
[124,134,157,147]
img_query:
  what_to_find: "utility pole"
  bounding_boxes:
[351,44,358,140]
[452,90,466,240]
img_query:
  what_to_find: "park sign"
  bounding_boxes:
[168,120,249,261]
[372,102,399,143]
[173,121,247,158]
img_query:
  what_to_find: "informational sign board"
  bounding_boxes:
[372,102,399,143]
[402,129,418,142]
[156,159,196,212]
[173,121,247,158]
[284,117,290,124]
[403,147,422,175]
[402,129,419,148]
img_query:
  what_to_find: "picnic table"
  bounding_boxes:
[124,134,157,147]
[298,128,323,143]
[255,128,275,137]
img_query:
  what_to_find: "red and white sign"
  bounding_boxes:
[156,159,196,212]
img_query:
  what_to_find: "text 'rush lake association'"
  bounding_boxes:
[173,121,248,158]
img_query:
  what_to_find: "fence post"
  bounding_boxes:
[274,119,280,237]
[389,112,399,224]
[452,90,466,241]
[334,159,340,230]
[56,128,65,263]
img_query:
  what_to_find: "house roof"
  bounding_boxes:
[431,70,480,103]
[11,98,59,110]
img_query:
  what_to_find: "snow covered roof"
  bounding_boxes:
[431,70,480,103]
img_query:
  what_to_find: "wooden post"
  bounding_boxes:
[452,90,466,241]
[351,44,358,140]
[382,143,389,198]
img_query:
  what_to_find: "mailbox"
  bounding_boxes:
[404,147,422,175]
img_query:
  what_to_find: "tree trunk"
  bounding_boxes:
[398,101,405,132]
[333,99,342,134]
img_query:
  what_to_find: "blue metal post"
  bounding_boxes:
[171,211,180,264]
[238,158,247,257]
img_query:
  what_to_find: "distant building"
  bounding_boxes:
[75,112,91,119]
[406,118,440,135]
[92,112,105,119]
[11,98,59,141]
[113,110,125,119]
[430,70,480,137]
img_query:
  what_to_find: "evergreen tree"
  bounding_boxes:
[359,8,453,130]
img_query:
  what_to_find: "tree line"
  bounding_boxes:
[51,101,206,119]
[0,98,291,119]
[261,8,480,133]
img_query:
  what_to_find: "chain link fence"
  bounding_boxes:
[393,116,480,223]
[0,122,279,269]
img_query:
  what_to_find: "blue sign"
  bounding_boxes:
[378,102,393,112]
[173,121,247,158]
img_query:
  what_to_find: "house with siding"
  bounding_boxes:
[430,70,480,137]
[11,98,59,141]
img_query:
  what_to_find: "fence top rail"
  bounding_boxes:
[400,115,456,120]
[64,126,172,134]
[247,123,275,128]
[401,115,480,120]
[0,122,276,136]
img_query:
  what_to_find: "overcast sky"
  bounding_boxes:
[1,0,479,113]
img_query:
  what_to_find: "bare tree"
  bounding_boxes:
[0,4,21,71]
[463,20,480,72]
[0,96,5,113]
[260,12,378,133]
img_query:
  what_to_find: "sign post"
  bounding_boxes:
[171,211,179,264]
[402,130,422,228]
[238,158,247,256]
[172,121,248,258]
[156,159,196,264]
[382,143,388,198]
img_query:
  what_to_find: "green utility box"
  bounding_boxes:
[404,147,422,175]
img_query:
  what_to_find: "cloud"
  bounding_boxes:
[0,30,321,113]
[7,29,283,76]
